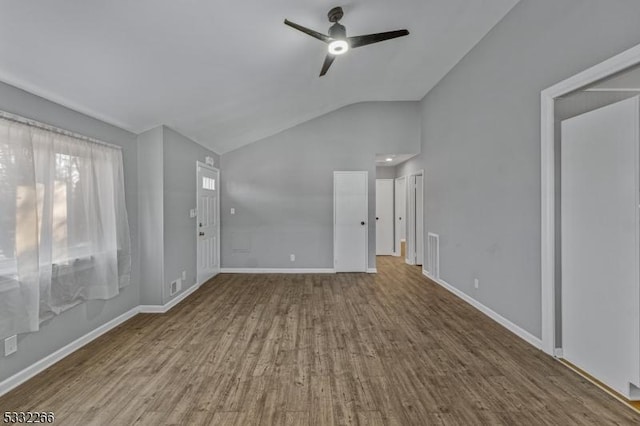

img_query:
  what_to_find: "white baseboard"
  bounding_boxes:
[220,268,335,274]
[139,281,203,313]
[422,270,543,350]
[367,268,377,273]
[0,307,139,397]
[554,348,564,358]
[0,280,205,397]
[405,258,415,265]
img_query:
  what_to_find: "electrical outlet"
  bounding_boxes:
[182,270,186,281]
[230,208,235,215]
[290,254,295,262]
[4,335,17,356]
[474,278,479,289]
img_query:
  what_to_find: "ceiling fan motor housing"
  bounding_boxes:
[329,23,347,40]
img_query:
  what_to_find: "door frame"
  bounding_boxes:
[333,171,368,272]
[405,170,424,266]
[540,42,640,356]
[394,176,407,257]
[375,178,395,255]
[196,161,220,285]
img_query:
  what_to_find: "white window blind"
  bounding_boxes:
[0,114,131,339]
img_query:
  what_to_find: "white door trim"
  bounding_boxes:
[196,161,220,285]
[394,176,407,257]
[333,171,368,272]
[406,170,424,266]
[540,42,640,356]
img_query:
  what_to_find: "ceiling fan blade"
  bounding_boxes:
[348,29,409,48]
[320,54,336,77]
[284,19,331,43]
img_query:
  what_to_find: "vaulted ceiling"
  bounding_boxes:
[0,1,518,153]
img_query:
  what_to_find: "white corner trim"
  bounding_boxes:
[220,268,336,274]
[0,307,139,397]
[540,41,640,357]
[139,281,203,313]
[367,268,377,273]
[423,270,543,350]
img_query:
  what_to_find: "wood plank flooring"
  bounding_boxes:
[1,256,639,425]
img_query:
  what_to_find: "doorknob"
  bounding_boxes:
[361,221,366,225]
[199,232,205,236]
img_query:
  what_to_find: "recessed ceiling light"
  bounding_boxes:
[386,157,393,162]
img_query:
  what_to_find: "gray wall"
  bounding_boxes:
[416,0,640,338]
[137,125,219,305]
[375,166,397,179]
[137,126,164,305]
[220,101,421,270]
[0,82,140,382]
[395,156,423,179]
[162,126,220,303]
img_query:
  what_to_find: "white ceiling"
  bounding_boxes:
[0,0,518,154]
[376,154,417,167]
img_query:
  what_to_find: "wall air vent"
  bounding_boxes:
[427,233,440,279]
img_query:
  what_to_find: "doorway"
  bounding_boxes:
[375,154,421,270]
[375,179,394,255]
[196,162,220,285]
[541,45,640,402]
[334,171,368,272]
[560,97,640,400]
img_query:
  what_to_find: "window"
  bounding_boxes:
[202,176,216,191]
[0,114,131,339]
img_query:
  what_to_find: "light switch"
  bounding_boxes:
[189,208,197,218]
[230,208,235,215]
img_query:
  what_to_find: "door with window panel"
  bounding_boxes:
[197,164,220,284]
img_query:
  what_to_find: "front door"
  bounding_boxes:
[197,163,220,284]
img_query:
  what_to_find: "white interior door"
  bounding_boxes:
[415,174,424,266]
[334,171,368,272]
[406,173,424,266]
[197,163,220,285]
[395,177,406,256]
[376,179,394,255]
[561,96,640,399]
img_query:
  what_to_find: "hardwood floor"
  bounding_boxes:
[1,256,639,425]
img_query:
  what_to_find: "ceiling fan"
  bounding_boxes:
[284,6,409,77]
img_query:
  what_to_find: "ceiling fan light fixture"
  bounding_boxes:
[284,7,409,76]
[328,39,349,55]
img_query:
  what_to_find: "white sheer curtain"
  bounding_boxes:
[0,115,131,339]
